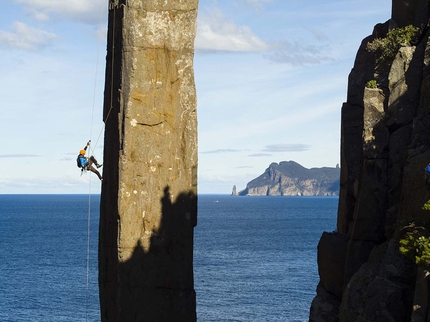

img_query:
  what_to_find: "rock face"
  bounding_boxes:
[239,161,340,196]
[98,1,198,321]
[310,0,430,321]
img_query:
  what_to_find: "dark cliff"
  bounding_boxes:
[309,0,430,321]
[239,161,340,196]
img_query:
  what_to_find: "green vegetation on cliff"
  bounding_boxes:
[366,25,418,63]
[399,200,430,268]
[365,79,379,88]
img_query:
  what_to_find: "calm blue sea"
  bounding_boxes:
[0,194,337,322]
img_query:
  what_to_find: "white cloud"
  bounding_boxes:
[0,21,56,50]
[263,144,311,152]
[249,153,272,157]
[264,40,333,65]
[0,154,41,158]
[12,0,105,23]
[201,149,242,154]
[196,7,269,52]
[235,0,273,11]
[195,6,332,64]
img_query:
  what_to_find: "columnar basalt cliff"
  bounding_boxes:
[309,0,430,321]
[98,1,199,321]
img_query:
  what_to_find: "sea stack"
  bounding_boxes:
[232,185,237,196]
[98,0,199,321]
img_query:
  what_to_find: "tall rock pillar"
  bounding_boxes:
[98,0,199,321]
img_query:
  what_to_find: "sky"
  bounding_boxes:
[0,0,392,194]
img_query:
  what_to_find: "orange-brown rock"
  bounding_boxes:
[98,0,198,321]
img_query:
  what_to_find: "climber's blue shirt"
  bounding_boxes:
[426,165,430,174]
[79,156,88,168]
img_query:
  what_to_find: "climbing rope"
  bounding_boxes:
[83,0,120,319]
[85,177,92,322]
[85,0,117,159]
[84,0,108,321]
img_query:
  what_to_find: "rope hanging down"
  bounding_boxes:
[83,0,119,319]
[85,2,116,159]
[84,0,115,320]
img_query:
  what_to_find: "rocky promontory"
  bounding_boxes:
[238,161,340,196]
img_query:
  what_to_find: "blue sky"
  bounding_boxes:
[0,0,391,194]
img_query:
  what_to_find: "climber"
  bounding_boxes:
[410,0,430,46]
[77,141,103,181]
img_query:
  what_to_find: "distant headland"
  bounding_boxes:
[234,161,340,196]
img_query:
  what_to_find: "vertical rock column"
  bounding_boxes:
[99,0,199,321]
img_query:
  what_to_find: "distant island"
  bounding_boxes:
[235,161,340,196]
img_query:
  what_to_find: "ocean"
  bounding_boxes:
[0,194,338,322]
